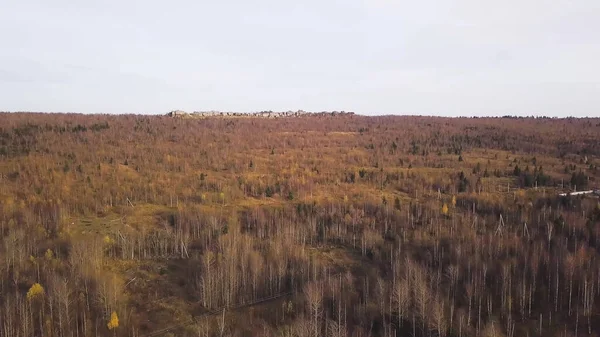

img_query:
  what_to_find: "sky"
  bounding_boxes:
[1,0,599,117]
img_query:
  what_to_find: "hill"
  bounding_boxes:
[0,112,599,336]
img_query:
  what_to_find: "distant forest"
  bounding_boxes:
[0,112,599,337]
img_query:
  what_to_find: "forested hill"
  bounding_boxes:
[1,112,599,337]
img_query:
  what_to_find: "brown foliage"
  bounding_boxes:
[0,112,599,336]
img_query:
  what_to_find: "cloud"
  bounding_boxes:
[0,0,599,115]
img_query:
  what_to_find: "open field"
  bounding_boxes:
[0,113,599,336]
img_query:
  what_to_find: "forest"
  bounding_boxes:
[0,112,599,337]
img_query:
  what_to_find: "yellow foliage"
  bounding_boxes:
[103,235,114,245]
[36,226,47,237]
[3,197,15,214]
[107,311,119,330]
[27,283,45,300]
[45,249,54,260]
[451,195,456,207]
[442,203,449,216]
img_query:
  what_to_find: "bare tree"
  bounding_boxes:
[304,281,323,337]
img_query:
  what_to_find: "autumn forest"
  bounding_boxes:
[1,112,599,337]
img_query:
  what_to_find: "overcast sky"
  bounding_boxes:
[1,0,599,116]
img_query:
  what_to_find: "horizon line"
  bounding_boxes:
[1,110,599,119]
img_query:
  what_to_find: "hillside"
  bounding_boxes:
[1,112,599,337]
